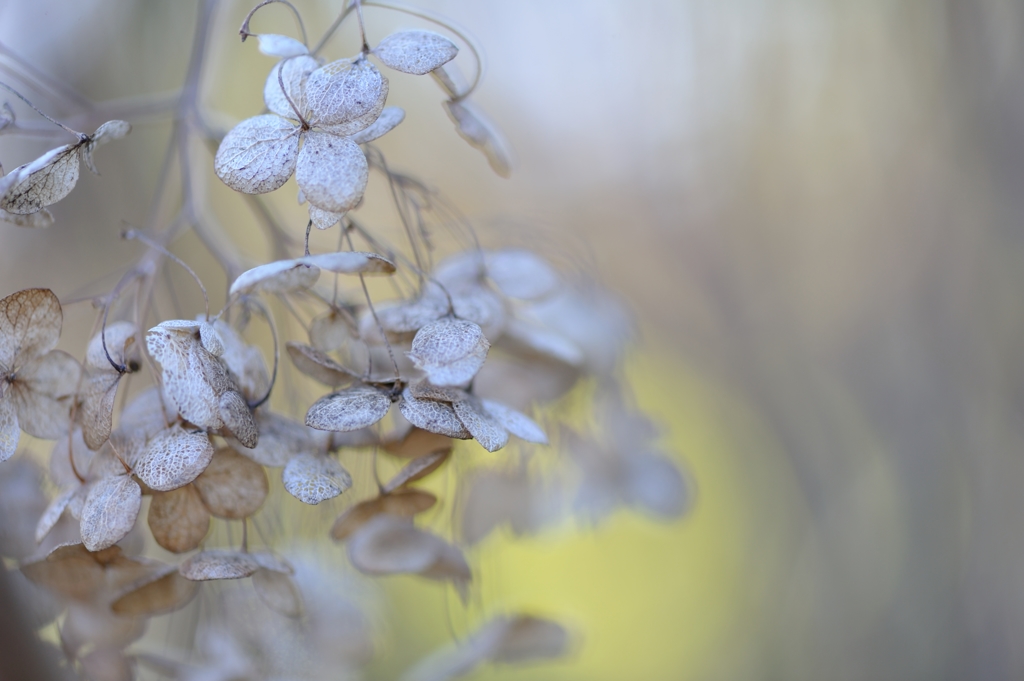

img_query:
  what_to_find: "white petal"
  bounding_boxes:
[309,204,344,230]
[0,145,80,214]
[408,318,489,387]
[296,131,368,213]
[229,260,320,296]
[349,106,405,145]
[79,475,141,552]
[282,452,352,504]
[258,34,309,58]
[480,399,547,444]
[443,99,512,178]
[305,385,391,432]
[374,30,458,75]
[263,55,319,118]
[214,114,300,194]
[305,57,385,127]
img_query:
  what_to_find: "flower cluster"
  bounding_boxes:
[0,3,690,680]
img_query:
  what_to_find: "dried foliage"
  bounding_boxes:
[0,2,688,679]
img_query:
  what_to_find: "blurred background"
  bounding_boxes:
[3,0,1024,679]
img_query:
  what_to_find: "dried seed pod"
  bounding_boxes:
[148,484,210,553]
[282,452,352,505]
[408,318,489,387]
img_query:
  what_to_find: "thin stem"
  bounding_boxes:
[239,0,308,46]
[353,0,370,53]
[124,229,210,321]
[310,1,357,56]
[0,80,84,138]
[345,225,399,379]
[245,297,280,410]
[0,41,92,109]
[304,219,313,256]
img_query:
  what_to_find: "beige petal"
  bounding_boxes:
[148,484,210,553]
[443,99,511,178]
[383,427,454,459]
[331,488,438,541]
[484,249,559,301]
[111,564,198,616]
[229,409,327,467]
[0,395,18,463]
[219,389,258,448]
[10,349,80,439]
[252,568,303,618]
[85,321,138,370]
[20,542,104,600]
[78,368,122,450]
[192,447,268,518]
[383,449,450,494]
[0,288,62,370]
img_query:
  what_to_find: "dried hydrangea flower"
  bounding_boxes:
[0,288,81,462]
[215,54,403,214]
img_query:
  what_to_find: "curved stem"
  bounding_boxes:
[124,229,210,321]
[0,80,84,138]
[244,297,280,410]
[239,0,308,46]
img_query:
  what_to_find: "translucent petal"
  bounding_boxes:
[349,106,405,145]
[214,114,300,195]
[210,320,269,402]
[91,119,131,144]
[263,55,319,118]
[305,57,385,127]
[330,488,437,541]
[111,565,198,616]
[399,389,471,439]
[303,250,396,274]
[346,515,442,575]
[10,349,81,439]
[178,549,261,581]
[309,204,344,230]
[382,449,449,494]
[0,396,18,463]
[229,260,320,296]
[258,34,309,58]
[318,77,390,138]
[79,474,142,552]
[0,207,53,228]
[78,370,121,451]
[374,30,458,75]
[443,99,512,178]
[192,447,268,518]
[133,425,214,492]
[0,288,62,369]
[407,318,489,387]
[305,385,391,432]
[219,389,258,448]
[286,341,359,387]
[0,144,80,214]
[295,131,368,213]
[253,568,303,618]
[485,249,559,301]
[282,451,352,505]
[453,396,508,452]
[85,321,138,370]
[229,409,327,467]
[147,484,210,553]
[480,399,547,444]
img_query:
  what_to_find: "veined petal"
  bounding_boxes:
[264,55,319,118]
[214,115,300,195]
[296,132,368,213]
